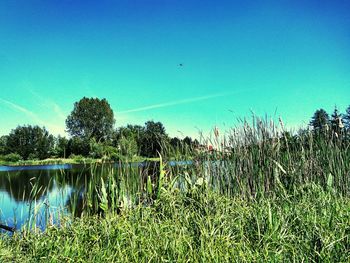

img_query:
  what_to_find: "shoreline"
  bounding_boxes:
[0,157,162,167]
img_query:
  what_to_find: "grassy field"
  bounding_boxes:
[1,118,350,262]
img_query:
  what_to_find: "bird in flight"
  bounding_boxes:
[178,63,183,67]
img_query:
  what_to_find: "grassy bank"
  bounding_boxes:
[0,157,98,166]
[1,184,350,262]
[0,156,160,166]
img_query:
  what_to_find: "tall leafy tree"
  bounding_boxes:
[6,125,54,159]
[66,97,115,141]
[140,121,168,157]
[310,109,330,133]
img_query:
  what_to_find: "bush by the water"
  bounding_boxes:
[0,153,22,163]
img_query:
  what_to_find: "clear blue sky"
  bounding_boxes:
[0,0,349,138]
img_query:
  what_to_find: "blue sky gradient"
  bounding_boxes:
[0,0,349,138]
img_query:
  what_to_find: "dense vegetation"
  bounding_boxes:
[0,97,199,164]
[1,108,350,261]
[1,185,350,262]
[0,97,349,165]
[65,97,115,141]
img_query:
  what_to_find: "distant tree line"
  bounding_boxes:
[0,97,199,162]
[309,106,350,138]
[1,97,350,163]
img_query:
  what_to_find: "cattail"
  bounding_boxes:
[279,117,285,130]
[214,126,219,138]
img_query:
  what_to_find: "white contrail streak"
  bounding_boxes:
[122,94,226,113]
[118,91,244,114]
[27,88,66,120]
[0,98,65,135]
[0,98,44,124]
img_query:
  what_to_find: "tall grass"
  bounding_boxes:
[192,116,350,198]
[1,116,350,262]
[1,183,350,262]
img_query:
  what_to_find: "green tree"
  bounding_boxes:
[170,137,181,148]
[183,136,193,147]
[344,105,350,130]
[0,135,8,155]
[310,109,330,134]
[54,136,69,158]
[193,139,200,148]
[113,124,144,155]
[140,121,168,157]
[115,125,144,142]
[6,125,54,159]
[66,97,115,141]
[330,107,344,135]
[89,139,106,158]
[118,136,138,157]
[67,137,90,157]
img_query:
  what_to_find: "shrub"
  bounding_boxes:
[1,153,22,162]
[69,154,85,163]
[108,152,122,162]
[27,153,39,161]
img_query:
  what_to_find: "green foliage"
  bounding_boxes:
[310,108,330,134]
[53,136,69,158]
[68,154,90,164]
[183,136,193,146]
[0,135,8,155]
[115,124,144,142]
[88,141,120,161]
[114,121,170,158]
[89,139,106,159]
[66,97,115,141]
[1,186,350,262]
[118,136,138,157]
[0,153,22,162]
[331,106,344,135]
[167,136,199,159]
[115,124,144,153]
[108,151,121,162]
[170,137,181,148]
[344,105,350,130]
[140,121,169,157]
[67,137,91,156]
[1,114,350,261]
[6,125,54,160]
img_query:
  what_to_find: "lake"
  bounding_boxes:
[0,161,193,233]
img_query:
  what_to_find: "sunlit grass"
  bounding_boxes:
[1,184,350,262]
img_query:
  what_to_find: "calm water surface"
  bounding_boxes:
[0,164,94,232]
[0,161,193,233]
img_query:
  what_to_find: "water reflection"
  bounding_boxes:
[0,161,193,232]
[0,170,54,201]
[0,165,93,231]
